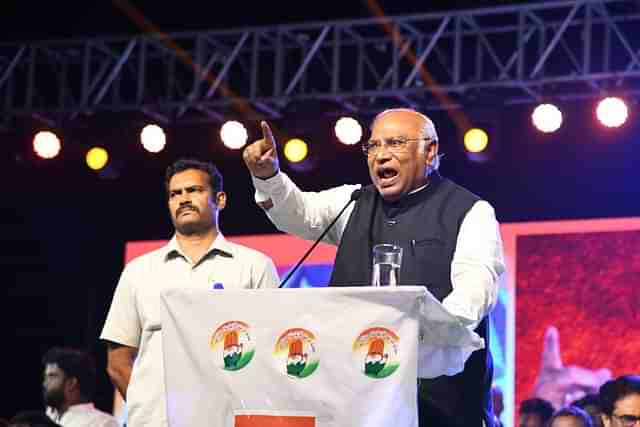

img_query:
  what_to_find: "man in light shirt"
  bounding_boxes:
[243,109,505,427]
[42,347,118,427]
[100,158,279,427]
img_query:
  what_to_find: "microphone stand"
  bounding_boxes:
[279,189,361,288]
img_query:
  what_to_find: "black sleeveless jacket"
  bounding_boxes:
[330,174,494,427]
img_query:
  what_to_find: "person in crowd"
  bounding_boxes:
[548,406,594,427]
[519,397,555,427]
[599,375,640,427]
[572,394,604,427]
[42,347,118,427]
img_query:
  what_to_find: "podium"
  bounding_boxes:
[160,286,484,427]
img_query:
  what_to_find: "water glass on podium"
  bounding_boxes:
[372,244,402,286]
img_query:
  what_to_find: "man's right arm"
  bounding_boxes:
[100,263,142,400]
[244,121,359,245]
[106,342,137,399]
[252,172,358,245]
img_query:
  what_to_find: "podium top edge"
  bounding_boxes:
[161,285,428,296]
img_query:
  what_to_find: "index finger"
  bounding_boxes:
[261,121,276,149]
[541,325,563,370]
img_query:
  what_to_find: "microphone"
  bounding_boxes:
[279,188,362,288]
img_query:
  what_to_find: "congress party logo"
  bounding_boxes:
[353,327,400,379]
[210,321,255,371]
[274,328,319,379]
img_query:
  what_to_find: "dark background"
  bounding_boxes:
[2,0,639,421]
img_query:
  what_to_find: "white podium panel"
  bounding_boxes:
[160,286,483,427]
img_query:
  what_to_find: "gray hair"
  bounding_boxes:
[371,108,441,173]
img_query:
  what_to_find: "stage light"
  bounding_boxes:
[335,117,363,145]
[532,103,563,133]
[284,138,308,163]
[463,128,489,153]
[33,131,61,159]
[220,120,248,149]
[86,147,109,171]
[140,124,166,153]
[596,97,628,128]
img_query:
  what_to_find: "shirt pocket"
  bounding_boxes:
[410,237,446,254]
[407,236,450,271]
[406,236,452,301]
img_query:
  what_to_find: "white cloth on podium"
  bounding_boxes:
[160,286,483,427]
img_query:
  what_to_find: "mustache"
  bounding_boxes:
[176,205,199,215]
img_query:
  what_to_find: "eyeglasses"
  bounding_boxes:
[361,137,433,157]
[612,414,640,427]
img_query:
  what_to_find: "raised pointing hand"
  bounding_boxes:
[242,121,280,179]
[533,326,612,408]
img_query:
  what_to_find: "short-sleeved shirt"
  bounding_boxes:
[100,234,280,427]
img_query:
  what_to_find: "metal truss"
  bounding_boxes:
[2,0,640,127]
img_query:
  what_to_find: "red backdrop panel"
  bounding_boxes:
[515,230,640,407]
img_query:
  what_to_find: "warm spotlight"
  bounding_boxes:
[463,128,489,153]
[33,131,61,159]
[596,97,628,128]
[86,147,109,171]
[284,138,308,163]
[140,124,166,153]
[335,117,363,145]
[532,104,563,133]
[220,121,248,149]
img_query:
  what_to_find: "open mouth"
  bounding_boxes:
[377,168,398,186]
